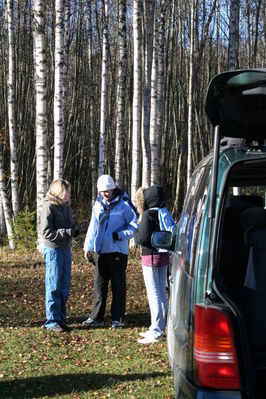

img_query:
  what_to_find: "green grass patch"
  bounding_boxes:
[0,244,174,398]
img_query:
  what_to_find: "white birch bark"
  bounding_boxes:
[115,0,127,188]
[6,0,19,214]
[141,0,155,187]
[150,13,159,185]
[0,148,14,249]
[187,0,194,188]
[34,0,47,251]
[131,0,142,202]
[98,0,108,176]
[88,1,97,205]
[53,0,64,179]
[156,0,165,179]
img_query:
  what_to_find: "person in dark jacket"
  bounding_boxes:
[41,178,83,332]
[135,185,175,344]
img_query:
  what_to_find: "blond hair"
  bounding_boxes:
[135,187,145,222]
[48,179,71,201]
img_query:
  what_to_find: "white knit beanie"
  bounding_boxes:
[97,175,116,192]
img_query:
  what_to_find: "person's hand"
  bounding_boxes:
[84,250,94,264]
[112,232,119,241]
[71,227,80,237]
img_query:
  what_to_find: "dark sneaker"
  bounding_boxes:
[82,317,104,327]
[111,320,123,329]
[48,324,63,332]
[60,323,72,332]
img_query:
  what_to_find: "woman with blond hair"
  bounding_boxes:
[41,178,83,332]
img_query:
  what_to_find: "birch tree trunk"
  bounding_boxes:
[115,0,127,188]
[150,11,159,185]
[187,0,194,188]
[0,147,14,249]
[131,0,142,201]
[141,0,155,187]
[88,0,97,205]
[53,0,64,179]
[7,0,19,214]
[34,0,47,251]
[98,0,108,176]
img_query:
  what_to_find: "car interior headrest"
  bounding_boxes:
[240,207,266,230]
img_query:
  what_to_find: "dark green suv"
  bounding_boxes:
[166,69,266,398]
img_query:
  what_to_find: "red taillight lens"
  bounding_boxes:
[193,304,240,389]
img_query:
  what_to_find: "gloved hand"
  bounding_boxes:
[112,232,119,241]
[71,221,86,238]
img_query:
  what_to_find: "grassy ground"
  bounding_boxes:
[0,240,174,399]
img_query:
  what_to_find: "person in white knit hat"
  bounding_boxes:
[82,175,138,329]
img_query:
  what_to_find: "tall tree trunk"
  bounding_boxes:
[187,0,194,187]
[7,0,19,214]
[98,0,108,176]
[115,0,127,188]
[150,9,159,185]
[88,0,97,205]
[228,0,240,70]
[131,0,142,201]
[0,146,14,249]
[141,0,155,187]
[54,0,65,179]
[34,0,47,251]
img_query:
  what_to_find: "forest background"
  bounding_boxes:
[0,0,264,249]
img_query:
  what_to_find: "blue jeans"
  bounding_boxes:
[142,265,168,339]
[44,246,71,329]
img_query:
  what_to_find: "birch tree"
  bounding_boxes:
[6,0,19,214]
[0,145,14,249]
[54,0,65,179]
[115,0,127,188]
[187,0,194,187]
[150,10,159,185]
[141,0,155,187]
[98,0,108,176]
[34,0,47,250]
[88,0,97,205]
[131,0,142,201]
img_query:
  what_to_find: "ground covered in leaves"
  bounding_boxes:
[0,240,174,398]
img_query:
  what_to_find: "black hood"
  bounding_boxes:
[144,185,165,210]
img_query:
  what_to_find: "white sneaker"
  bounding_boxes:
[139,331,150,338]
[138,335,163,344]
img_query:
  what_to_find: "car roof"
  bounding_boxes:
[205,69,266,140]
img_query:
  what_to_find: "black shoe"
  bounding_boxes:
[60,323,72,332]
[82,317,104,327]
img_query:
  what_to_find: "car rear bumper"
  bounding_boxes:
[174,366,243,399]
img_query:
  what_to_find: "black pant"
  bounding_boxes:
[90,252,128,322]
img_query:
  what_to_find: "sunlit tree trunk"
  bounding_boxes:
[131,0,142,201]
[187,0,194,188]
[88,0,97,205]
[141,0,155,187]
[53,0,64,179]
[6,0,19,214]
[98,0,108,176]
[115,0,127,188]
[150,10,159,185]
[34,0,47,251]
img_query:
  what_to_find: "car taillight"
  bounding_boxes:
[193,304,240,389]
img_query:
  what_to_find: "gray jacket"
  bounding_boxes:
[41,193,76,249]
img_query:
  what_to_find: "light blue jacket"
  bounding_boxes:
[83,193,138,254]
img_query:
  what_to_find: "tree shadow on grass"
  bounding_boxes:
[0,371,168,398]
